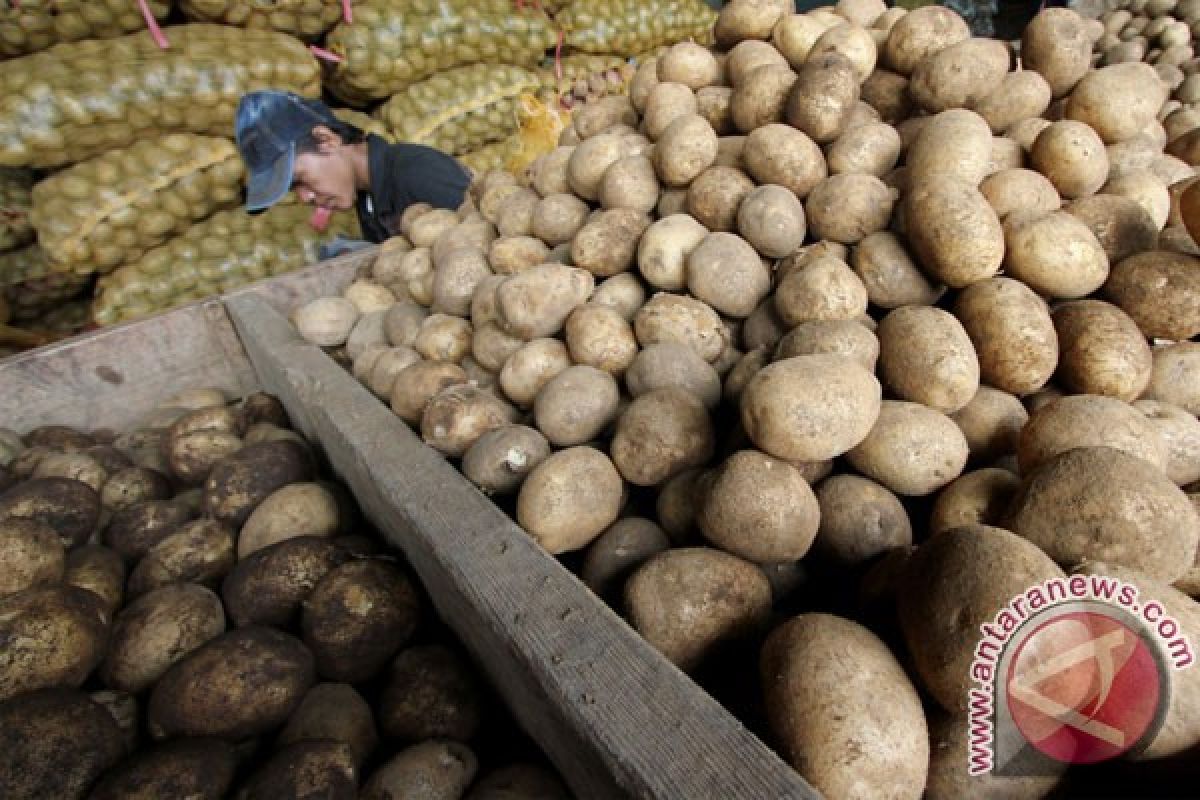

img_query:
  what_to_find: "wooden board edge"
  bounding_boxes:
[225,293,821,800]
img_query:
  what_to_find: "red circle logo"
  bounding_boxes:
[1005,610,1162,764]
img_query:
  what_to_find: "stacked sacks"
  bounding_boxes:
[0,0,170,58]
[458,94,572,176]
[557,0,717,56]
[179,0,345,40]
[332,108,395,143]
[30,135,246,277]
[5,270,94,326]
[0,244,51,289]
[0,169,33,254]
[0,24,321,168]
[377,64,545,155]
[92,205,359,325]
[324,0,557,105]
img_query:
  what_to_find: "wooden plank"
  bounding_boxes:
[0,249,373,433]
[226,292,821,800]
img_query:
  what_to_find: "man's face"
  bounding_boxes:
[291,132,357,212]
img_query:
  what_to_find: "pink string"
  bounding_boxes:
[310,45,343,63]
[341,0,352,23]
[138,0,169,49]
[554,29,563,82]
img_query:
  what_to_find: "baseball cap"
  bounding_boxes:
[235,90,342,212]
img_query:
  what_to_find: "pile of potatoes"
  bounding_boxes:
[289,1,1200,796]
[0,390,568,800]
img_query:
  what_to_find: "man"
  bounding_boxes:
[234,90,470,243]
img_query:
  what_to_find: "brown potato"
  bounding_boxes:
[928,467,1020,535]
[971,70,1053,134]
[634,292,726,362]
[761,613,928,800]
[497,338,571,410]
[88,738,238,800]
[1018,394,1169,475]
[127,519,235,597]
[588,273,646,323]
[600,155,660,214]
[949,386,1028,465]
[531,194,590,246]
[0,586,108,702]
[904,178,1004,287]
[0,476,100,548]
[1022,8,1093,97]
[714,0,791,48]
[878,306,980,413]
[910,37,1009,114]
[785,52,860,144]
[697,87,736,136]
[626,547,771,671]
[774,320,880,371]
[805,173,895,244]
[954,277,1058,396]
[582,518,672,601]
[222,537,350,629]
[1145,342,1200,415]
[741,123,827,199]
[774,255,869,326]
[239,740,357,800]
[884,4,970,75]
[637,213,708,291]
[610,388,715,487]
[1052,299,1152,400]
[101,584,225,694]
[1066,193,1158,263]
[488,236,550,276]
[907,109,994,185]
[104,499,195,562]
[1136,399,1200,486]
[533,366,620,447]
[850,231,942,308]
[730,64,797,133]
[203,440,313,529]
[101,466,172,512]
[643,82,698,141]
[421,385,517,458]
[279,683,378,769]
[771,14,832,69]
[413,314,472,364]
[1011,446,1199,582]
[517,450,624,553]
[741,354,882,461]
[685,232,771,318]
[495,264,595,340]
[860,68,912,124]
[0,517,64,598]
[847,400,970,496]
[1067,62,1169,143]
[362,741,478,800]
[826,122,902,177]
[925,710,1065,799]
[1104,250,1200,340]
[653,114,719,187]
[31,451,107,493]
[379,645,481,743]
[64,544,124,616]
[1031,120,1110,198]
[813,474,911,565]
[390,362,468,425]
[685,166,754,233]
[979,167,1062,219]
[1003,210,1110,298]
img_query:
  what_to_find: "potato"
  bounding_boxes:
[1068,63,1169,144]
[239,740,357,800]
[390,362,468,425]
[742,355,881,461]
[222,537,349,629]
[877,306,979,413]
[1104,169,1171,231]
[953,277,1057,397]
[1011,446,1199,582]
[809,473,910,565]
[761,613,928,800]
[634,293,726,362]
[695,87,735,136]
[948,386,1027,466]
[785,52,860,145]
[1144,342,1200,415]
[826,122,901,177]
[883,4,970,76]
[637,213,708,290]
[674,232,771,322]
[495,264,595,340]
[492,342,566,412]
[1031,120,1110,199]
[910,37,1009,114]
[803,173,895,245]
[898,525,1065,712]
[622,343,720,411]
[810,21,878,83]
[580,518,671,601]
[609,388,714,487]
[103,498,193,561]
[413,314,471,364]
[560,306,636,378]
[564,134,624,203]
[460,425,550,496]
[741,123,827,198]
[742,300,786,353]
[626,547,770,671]
[529,194,589,247]
[848,231,939,308]
[0,586,107,702]
[279,683,378,769]
[233,481,340,560]
[487,237,548,277]
[127,519,234,597]
[1003,210,1110,298]
[770,14,830,68]
[30,451,107,493]
[1050,298,1151,401]
[714,0,791,48]
[409,209,459,248]
[903,178,1003,287]
[517,447,623,554]
[1135,399,1200,486]
[344,310,388,363]
[162,429,242,486]
[597,155,659,215]
[202,437,312,529]
[573,95,638,139]
[362,741,477,800]
[527,365,618,446]
[0,518,63,598]
[858,69,911,125]
[629,58,660,114]
[642,81,698,142]
[421,385,517,458]
[1019,394,1169,478]
[971,71,1053,134]
[570,209,651,279]
[63,544,124,616]
[848,400,969,496]
[1065,193,1157,263]
[0,689,125,800]
[471,322,524,374]
[928,467,1018,535]
[1023,8,1093,97]
[1006,117,1052,155]
[774,255,869,326]
[99,468,167,513]
[89,738,237,800]
[774,320,879,372]
[925,711,1065,800]
[907,109,994,185]
[1105,250,1200,340]
[0,476,100,548]
[378,645,480,743]
[293,297,360,347]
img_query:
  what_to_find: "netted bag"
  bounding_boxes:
[0,242,51,288]
[6,268,93,324]
[377,64,543,155]
[458,138,517,176]
[0,0,171,59]
[557,0,717,56]
[0,168,33,253]
[324,1,556,104]
[540,53,636,103]
[37,299,91,334]
[0,24,321,168]
[92,204,359,325]
[333,108,395,142]
[30,134,245,277]
[179,0,344,40]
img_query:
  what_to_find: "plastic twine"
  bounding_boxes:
[137,0,169,49]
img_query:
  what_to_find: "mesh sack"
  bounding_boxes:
[557,0,716,56]
[0,0,171,59]
[179,0,344,40]
[0,168,34,253]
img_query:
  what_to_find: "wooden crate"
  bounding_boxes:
[0,251,820,800]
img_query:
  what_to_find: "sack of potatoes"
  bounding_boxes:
[179,0,345,40]
[0,168,34,255]
[0,389,572,799]
[0,0,170,59]
[557,0,718,56]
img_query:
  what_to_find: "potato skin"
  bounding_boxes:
[421,385,517,458]
[0,584,108,703]
[302,560,420,683]
[222,537,350,629]
[761,614,928,800]
[127,518,235,597]
[634,293,726,363]
[1066,193,1156,263]
[1067,63,1168,144]
[379,645,481,743]
[517,447,624,555]
[101,583,226,694]
[785,52,860,145]
[1017,394,1169,476]
[805,173,895,244]
[1009,446,1200,583]
[949,387,1028,465]
[361,741,478,800]
[203,440,314,529]
[925,710,1064,800]
[239,740,358,800]
[582,518,671,600]
[878,306,980,413]
[971,70,1052,134]
[904,178,1004,287]
[884,4,970,76]
[0,689,125,800]
[462,425,551,496]
[813,474,912,565]
[0,476,100,548]
[88,738,238,800]
[64,544,125,615]
[1104,250,1200,340]
[741,123,827,198]
[1030,120,1110,199]
[953,277,1058,396]
[847,400,970,496]
[1022,7,1093,98]
[1003,210,1110,299]
[910,37,1010,114]
[686,231,771,317]
[653,114,719,188]
[534,365,620,448]
[625,547,771,671]
[0,517,64,598]
[1051,299,1151,400]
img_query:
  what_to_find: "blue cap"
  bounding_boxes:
[235,90,342,212]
